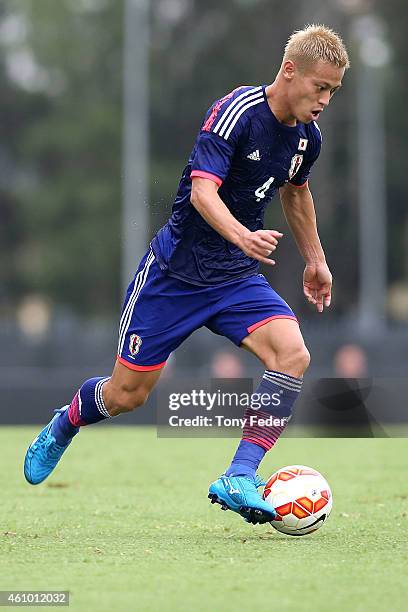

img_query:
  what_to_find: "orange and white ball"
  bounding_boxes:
[262,465,332,536]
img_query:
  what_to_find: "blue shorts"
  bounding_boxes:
[117,247,297,371]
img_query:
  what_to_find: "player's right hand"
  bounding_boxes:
[239,229,283,265]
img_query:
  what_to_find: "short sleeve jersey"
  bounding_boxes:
[151,85,322,285]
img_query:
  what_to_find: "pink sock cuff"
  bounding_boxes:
[68,392,88,427]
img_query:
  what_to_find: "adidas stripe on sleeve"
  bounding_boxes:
[191,86,263,186]
[209,86,263,140]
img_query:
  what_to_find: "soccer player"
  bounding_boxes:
[24,25,349,524]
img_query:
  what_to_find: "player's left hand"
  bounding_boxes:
[303,262,332,313]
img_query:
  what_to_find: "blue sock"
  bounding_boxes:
[225,440,265,478]
[225,370,303,478]
[51,410,79,446]
[52,377,110,445]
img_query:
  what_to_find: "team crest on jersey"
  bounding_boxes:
[129,334,142,357]
[298,138,308,151]
[288,154,303,180]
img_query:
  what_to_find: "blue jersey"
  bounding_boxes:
[151,85,322,286]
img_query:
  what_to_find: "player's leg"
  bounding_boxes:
[103,359,162,416]
[23,362,164,486]
[215,319,308,523]
[227,317,308,477]
[56,359,164,436]
[242,317,309,377]
[206,275,306,523]
[24,248,166,485]
[24,248,214,485]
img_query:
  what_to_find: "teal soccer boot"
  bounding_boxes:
[24,407,73,485]
[208,474,276,524]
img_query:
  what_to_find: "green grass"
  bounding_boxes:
[1,427,408,611]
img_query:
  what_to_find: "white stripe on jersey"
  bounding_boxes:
[313,121,322,136]
[223,97,264,140]
[217,90,264,138]
[213,86,262,136]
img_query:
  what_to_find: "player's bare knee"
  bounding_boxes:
[268,343,310,377]
[289,344,310,375]
[298,345,311,373]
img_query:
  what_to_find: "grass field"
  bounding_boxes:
[1,427,407,611]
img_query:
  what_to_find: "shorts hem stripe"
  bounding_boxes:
[288,180,308,189]
[117,355,167,372]
[247,315,298,334]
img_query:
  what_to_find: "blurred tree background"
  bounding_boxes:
[0,0,406,324]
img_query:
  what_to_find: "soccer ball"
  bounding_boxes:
[262,465,332,536]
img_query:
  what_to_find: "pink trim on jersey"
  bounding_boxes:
[117,355,166,372]
[247,315,299,334]
[191,170,223,187]
[202,86,242,132]
[288,179,308,189]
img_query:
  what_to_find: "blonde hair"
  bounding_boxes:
[283,24,350,70]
